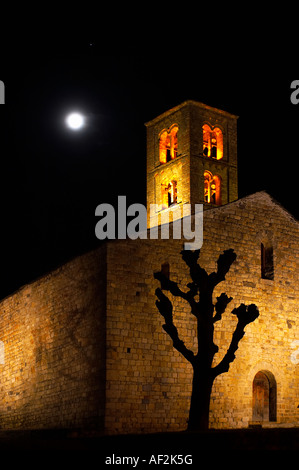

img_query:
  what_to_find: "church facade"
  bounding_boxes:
[0,101,298,434]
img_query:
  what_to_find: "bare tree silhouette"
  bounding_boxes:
[154,248,259,431]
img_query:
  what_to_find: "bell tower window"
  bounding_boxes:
[211,135,217,159]
[161,180,177,209]
[159,125,178,164]
[202,124,223,160]
[204,171,221,205]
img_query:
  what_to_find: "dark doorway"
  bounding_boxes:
[252,370,277,422]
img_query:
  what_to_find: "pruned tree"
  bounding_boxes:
[154,248,259,431]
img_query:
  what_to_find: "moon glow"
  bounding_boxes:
[65,112,85,130]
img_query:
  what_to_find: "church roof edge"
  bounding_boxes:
[144,100,239,127]
[204,191,298,225]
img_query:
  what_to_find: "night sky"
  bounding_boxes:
[0,23,298,299]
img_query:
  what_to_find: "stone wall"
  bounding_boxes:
[0,245,107,430]
[105,192,299,433]
[0,191,298,435]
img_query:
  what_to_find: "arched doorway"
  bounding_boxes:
[252,370,277,422]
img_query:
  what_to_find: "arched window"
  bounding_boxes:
[204,171,221,205]
[252,370,277,422]
[161,262,170,279]
[202,124,223,160]
[261,242,274,280]
[159,125,178,164]
[170,125,178,160]
[159,130,168,164]
[161,180,177,209]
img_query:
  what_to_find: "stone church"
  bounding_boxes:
[0,100,298,434]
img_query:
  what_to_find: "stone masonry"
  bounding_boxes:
[105,192,299,433]
[0,101,298,435]
[0,246,106,430]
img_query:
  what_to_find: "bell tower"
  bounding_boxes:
[145,100,238,228]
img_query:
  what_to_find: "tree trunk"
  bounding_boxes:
[187,366,213,432]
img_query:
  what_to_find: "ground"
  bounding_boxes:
[0,428,298,460]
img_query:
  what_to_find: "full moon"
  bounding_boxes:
[65,112,85,130]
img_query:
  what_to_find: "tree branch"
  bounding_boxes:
[208,249,237,287]
[155,288,195,364]
[181,249,209,289]
[162,323,195,364]
[213,293,233,323]
[212,303,259,378]
[154,271,198,316]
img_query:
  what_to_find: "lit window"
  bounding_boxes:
[159,125,178,164]
[159,130,168,164]
[161,180,177,209]
[261,243,274,280]
[204,171,221,205]
[202,124,223,160]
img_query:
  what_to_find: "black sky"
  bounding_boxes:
[0,21,298,299]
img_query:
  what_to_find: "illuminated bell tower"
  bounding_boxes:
[145,100,238,228]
